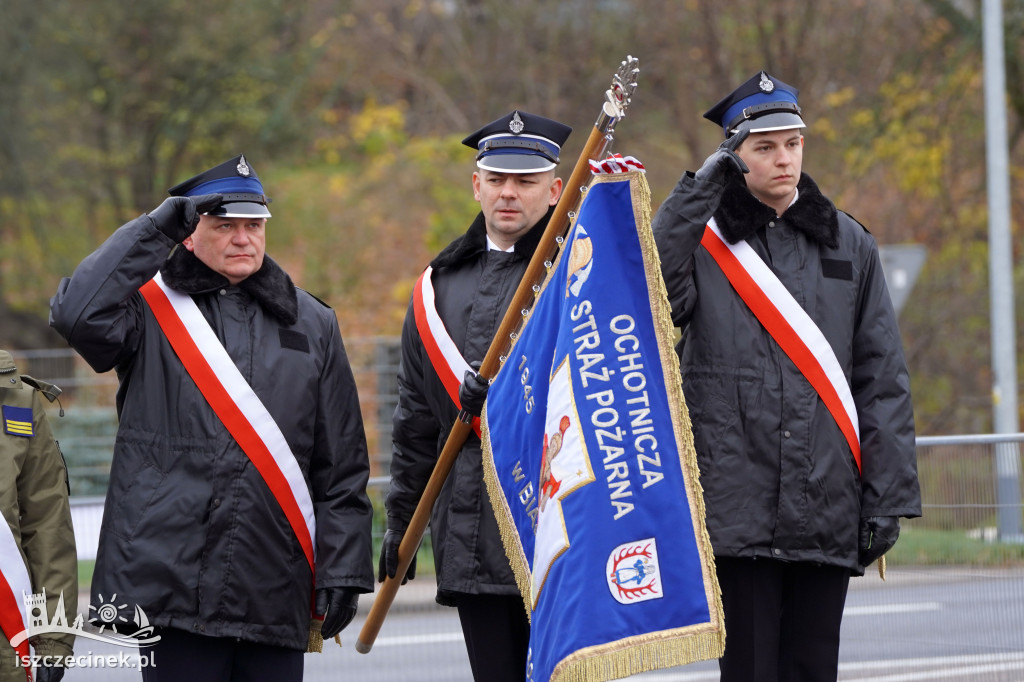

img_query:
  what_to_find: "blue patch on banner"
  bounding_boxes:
[484,172,723,682]
[3,405,34,437]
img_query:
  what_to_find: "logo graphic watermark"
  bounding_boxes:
[10,588,161,649]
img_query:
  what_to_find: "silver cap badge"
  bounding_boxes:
[759,72,775,93]
[509,111,525,134]
[236,156,251,177]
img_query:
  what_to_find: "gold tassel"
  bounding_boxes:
[306,618,324,653]
[878,555,887,581]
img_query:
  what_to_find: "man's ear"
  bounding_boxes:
[472,171,482,202]
[549,176,563,206]
[182,235,195,252]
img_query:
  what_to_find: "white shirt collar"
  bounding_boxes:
[486,235,514,252]
[788,187,800,209]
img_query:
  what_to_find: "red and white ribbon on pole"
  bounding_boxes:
[701,220,862,472]
[589,154,645,175]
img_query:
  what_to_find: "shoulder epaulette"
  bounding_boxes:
[20,375,62,403]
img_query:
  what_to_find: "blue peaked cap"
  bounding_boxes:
[168,154,272,218]
[704,71,805,137]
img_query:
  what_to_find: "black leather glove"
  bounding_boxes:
[147,193,223,242]
[693,129,750,191]
[315,586,360,639]
[35,661,66,682]
[858,516,900,567]
[378,525,417,584]
[458,361,489,420]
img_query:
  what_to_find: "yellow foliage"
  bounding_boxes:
[812,116,837,143]
[834,63,982,202]
[404,0,424,19]
[309,17,338,49]
[350,101,409,157]
[328,174,348,195]
[823,86,856,110]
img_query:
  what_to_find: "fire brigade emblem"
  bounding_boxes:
[607,538,662,604]
[509,111,525,134]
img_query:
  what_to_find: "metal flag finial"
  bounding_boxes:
[598,55,640,135]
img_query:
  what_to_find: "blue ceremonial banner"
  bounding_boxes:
[482,161,726,682]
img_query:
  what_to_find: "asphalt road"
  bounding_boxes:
[54,566,1024,681]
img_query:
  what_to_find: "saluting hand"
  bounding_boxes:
[693,128,750,191]
[147,193,223,243]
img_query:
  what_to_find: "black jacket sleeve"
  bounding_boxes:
[652,172,720,329]
[386,299,443,529]
[309,313,376,591]
[49,215,175,373]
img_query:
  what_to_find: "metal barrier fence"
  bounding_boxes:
[10,342,402,494]
[11,348,1024,680]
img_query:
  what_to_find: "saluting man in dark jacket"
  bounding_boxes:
[381,111,571,682]
[652,72,921,682]
[50,155,374,682]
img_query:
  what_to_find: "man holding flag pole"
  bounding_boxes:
[381,110,573,682]
[368,56,728,682]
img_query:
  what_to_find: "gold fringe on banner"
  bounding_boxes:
[482,412,534,621]
[553,627,726,682]
[480,210,569,622]
[624,169,727,647]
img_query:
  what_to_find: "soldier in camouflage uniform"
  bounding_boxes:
[0,350,77,682]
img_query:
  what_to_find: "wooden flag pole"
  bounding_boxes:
[356,56,639,654]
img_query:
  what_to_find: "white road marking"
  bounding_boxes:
[843,602,942,616]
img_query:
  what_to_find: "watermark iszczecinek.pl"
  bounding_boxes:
[10,588,160,671]
[16,650,156,670]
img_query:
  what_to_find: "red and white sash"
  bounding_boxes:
[0,518,32,679]
[139,273,317,572]
[700,220,862,472]
[412,267,481,437]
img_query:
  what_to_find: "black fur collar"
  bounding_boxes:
[430,205,554,270]
[160,247,298,325]
[716,173,839,249]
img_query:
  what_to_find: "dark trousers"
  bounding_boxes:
[139,627,303,682]
[716,557,851,682]
[453,593,530,682]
